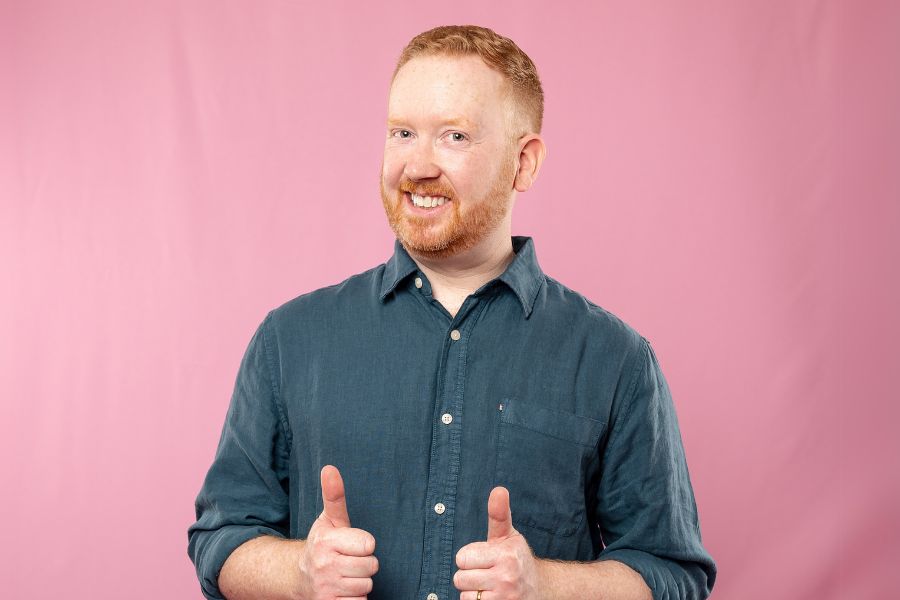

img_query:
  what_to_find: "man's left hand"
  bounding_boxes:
[453,486,545,600]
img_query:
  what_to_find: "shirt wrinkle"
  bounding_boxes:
[188,236,716,600]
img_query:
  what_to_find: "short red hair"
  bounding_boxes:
[393,25,544,136]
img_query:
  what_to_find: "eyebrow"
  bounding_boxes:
[386,117,478,130]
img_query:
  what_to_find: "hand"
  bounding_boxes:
[297,465,379,600]
[453,487,545,600]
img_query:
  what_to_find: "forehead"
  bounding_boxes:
[388,55,511,126]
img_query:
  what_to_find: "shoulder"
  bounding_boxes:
[265,262,387,331]
[538,274,647,359]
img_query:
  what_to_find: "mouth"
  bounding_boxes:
[405,192,451,214]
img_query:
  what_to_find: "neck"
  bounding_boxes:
[408,232,516,316]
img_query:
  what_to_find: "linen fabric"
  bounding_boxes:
[187,236,716,599]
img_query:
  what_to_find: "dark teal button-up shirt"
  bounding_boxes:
[188,236,716,600]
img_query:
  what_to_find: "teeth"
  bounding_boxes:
[411,193,448,208]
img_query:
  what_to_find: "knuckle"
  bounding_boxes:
[344,577,372,596]
[351,529,375,553]
[344,535,360,553]
[313,549,337,572]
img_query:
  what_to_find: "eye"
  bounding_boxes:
[448,132,467,142]
[392,129,413,139]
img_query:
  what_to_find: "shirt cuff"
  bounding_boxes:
[596,548,713,600]
[191,524,287,600]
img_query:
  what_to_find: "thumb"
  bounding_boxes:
[486,486,514,541]
[320,465,351,528]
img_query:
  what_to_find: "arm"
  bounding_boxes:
[454,339,714,600]
[218,536,307,600]
[187,316,378,600]
[187,312,294,600]
[591,338,717,599]
[219,466,378,600]
[536,559,651,600]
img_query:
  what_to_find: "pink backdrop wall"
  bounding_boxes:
[2,1,898,598]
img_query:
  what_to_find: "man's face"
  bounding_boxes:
[381,54,519,259]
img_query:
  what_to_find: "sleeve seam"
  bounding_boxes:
[260,311,293,449]
[607,336,651,452]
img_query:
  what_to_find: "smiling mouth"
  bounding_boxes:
[408,192,450,208]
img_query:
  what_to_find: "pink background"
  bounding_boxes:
[1,1,898,598]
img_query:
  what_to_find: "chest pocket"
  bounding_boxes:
[494,397,605,537]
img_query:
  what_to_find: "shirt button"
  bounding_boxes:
[441,413,453,425]
[434,502,446,515]
[427,594,439,600]
[414,277,423,289]
[450,329,461,341]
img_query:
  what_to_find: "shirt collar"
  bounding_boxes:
[379,235,545,318]
[498,236,545,318]
[379,238,420,300]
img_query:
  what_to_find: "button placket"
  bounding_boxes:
[418,296,491,600]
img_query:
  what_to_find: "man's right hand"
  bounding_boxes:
[297,465,379,600]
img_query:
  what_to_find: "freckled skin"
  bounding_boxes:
[380,55,519,259]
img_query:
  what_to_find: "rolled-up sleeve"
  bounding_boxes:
[595,338,717,600]
[187,312,293,600]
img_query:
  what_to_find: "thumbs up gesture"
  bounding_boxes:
[297,465,379,600]
[453,487,545,599]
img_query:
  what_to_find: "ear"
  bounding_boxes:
[513,134,547,193]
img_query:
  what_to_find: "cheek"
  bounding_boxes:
[381,151,405,183]
[435,154,474,185]
[447,164,485,194]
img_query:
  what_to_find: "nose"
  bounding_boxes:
[404,139,441,181]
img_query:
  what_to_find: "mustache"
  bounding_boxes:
[398,179,455,200]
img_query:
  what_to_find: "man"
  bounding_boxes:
[188,25,716,600]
